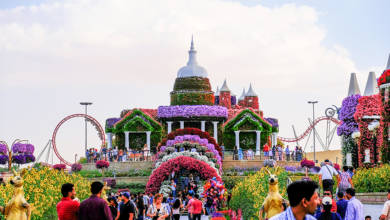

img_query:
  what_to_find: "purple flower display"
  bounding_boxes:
[12,155,26,164]
[24,154,35,163]
[11,143,35,154]
[0,155,9,164]
[337,94,361,136]
[106,118,120,129]
[25,144,34,154]
[157,105,228,118]
[284,166,297,172]
[265,118,279,128]
[0,144,8,154]
[103,178,116,187]
[71,163,82,172]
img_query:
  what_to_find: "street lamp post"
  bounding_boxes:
[308,101,318,163]
[80,102,93,153]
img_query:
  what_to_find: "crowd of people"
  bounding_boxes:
[57,179,390,220]
[231,144,304,161]
[86,144,152,163]
[57,180,227,220]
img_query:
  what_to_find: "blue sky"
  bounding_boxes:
[0,0,389,163]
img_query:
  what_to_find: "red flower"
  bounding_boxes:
[146,156,221,194]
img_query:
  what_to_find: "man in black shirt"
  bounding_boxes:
[116,192,135,220]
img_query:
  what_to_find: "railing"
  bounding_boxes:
[85,149,305,162]
[86,150,155,162]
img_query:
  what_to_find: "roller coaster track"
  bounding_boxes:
[278,116,341,143]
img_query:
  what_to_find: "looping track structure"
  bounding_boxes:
[278,116,341,143]
[52,114,105,166]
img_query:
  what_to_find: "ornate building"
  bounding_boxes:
[105,38,279,154]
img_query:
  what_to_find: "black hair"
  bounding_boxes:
[173,199,181,209]
[388,189,390,193]
[194,194,199,199]
[61,183,74,197]
[346,188,355,197]
[337,191,344,198]
[324,159,330,162]
[343,166,348,172]
[91,181,104,194]
[365,216,371,220]
[287,180,319,207]
[162,197,167,203]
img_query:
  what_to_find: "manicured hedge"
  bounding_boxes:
[170,91,214,105]
[173,76,212,91]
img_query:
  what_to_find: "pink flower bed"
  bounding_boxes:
[146,156,221,194]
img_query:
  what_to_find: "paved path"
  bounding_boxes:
[363,204,383,219]
[176,204,383,219]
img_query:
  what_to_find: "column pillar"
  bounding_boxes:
[146,131,151,152]
[180,121,184,129]
[167,121,173,134]
[124,131,130,150]
[234,130,240,150]
[256,130,261,155]
[212,121,219,143]
[272,132,277,146]
[201,121,206,132]
[107,132,113,149]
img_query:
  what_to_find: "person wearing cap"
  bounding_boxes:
[315,197,342,220]
[319,159,339,195]
[79,181,112,220]
[116,192,135,220]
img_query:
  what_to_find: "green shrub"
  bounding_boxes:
[353,164,390,193]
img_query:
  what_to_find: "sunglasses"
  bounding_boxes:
[323,193,330,196]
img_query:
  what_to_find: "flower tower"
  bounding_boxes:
[219,79,231,109]
[378,54,390,163]
[244,83,259,109]
[337,73,361,168]
[354,71,382,167]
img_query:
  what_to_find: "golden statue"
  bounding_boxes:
[0,170,31,220]
[102,181,111,204]
[259,171,288,220]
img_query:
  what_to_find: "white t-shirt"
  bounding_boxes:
[319,164,338,180]
[382,200,390,220]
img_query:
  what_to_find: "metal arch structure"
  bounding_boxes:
[51,114,105,166]
[278,116,341,143]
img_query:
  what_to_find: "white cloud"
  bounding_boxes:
[0,0,370,162]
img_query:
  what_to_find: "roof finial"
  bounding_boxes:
[238,88,246,101]
[190,35,195,51]
[215,86,220,96]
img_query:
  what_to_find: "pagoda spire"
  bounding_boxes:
[246,83,257,96]
[386,53,390,70]
[187,35,197,66]
[220,79,230,92]
[238,88,246,101]
[347,73,361,96]
[363,71,379,96]
[214,86,220,96]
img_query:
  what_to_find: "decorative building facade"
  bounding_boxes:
[105,38,279,153]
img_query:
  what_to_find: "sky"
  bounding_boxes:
[0,0,389,164]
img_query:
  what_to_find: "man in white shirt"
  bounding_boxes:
[318,159,339,194]
[380,189,390,220]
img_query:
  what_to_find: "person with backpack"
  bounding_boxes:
[315,197,342,220]
[337,166,353,194]
[171,198,182,220]
[319,159,339,195]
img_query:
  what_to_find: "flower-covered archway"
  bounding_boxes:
[145,156,221,194]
